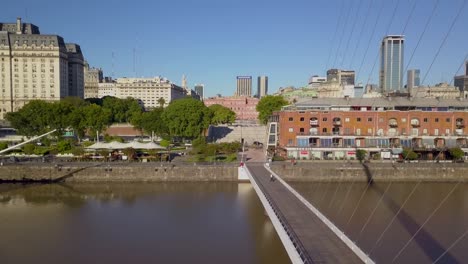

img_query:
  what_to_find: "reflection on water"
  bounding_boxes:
[0,183,290,264]
[290,181,468,264]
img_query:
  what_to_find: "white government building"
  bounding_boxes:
[0,18,84,119]
[97,77,188,109]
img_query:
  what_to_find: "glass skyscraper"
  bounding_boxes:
[379,35,405,93]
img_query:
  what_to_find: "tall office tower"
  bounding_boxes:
[257,76,268,98]
[407,69,420,91]
[379,35,405,93]
[326,69,355,85]
[236,76,252,97]
[0,17,85,119]
[194,84,204,99]
[66,44,85,98]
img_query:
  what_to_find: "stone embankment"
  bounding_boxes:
[271,161,468,182]
[0,163,238,182]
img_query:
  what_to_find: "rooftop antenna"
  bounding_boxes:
[111,51,115,78]
[133,48,136,76]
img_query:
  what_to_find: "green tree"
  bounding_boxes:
[162,98,213,139]
[138,108,168,139]
[83,104,112,141]
[356,149,367,163]
[157,97,166,108]
[6,100,52,137]
[256,95,288,124]
[209,104,236,125]
[449,147,464,161]
[102,97,142,123]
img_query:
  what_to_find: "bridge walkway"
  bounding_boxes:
[247,163,364,263]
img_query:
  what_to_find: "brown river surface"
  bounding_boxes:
[0,181,467,263]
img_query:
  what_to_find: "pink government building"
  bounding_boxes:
[204,96,259,120]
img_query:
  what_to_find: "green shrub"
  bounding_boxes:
[402,148,418,160]
[0,142,8,151]
[272,156,285,161]
[356,149,367,162]
[56,140,72,153]
[449,147,464,160]
[22,143,35,155]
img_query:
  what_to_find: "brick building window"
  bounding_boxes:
[300,128,304,133]
[288,117,293,121]
[288,128,293,132]
[424,118,428,122]
[288,139,293,145]
[357,117,361,122]
[435,118,439,122]
[300,117,304,121]
[323,117,327,122]
[446,118,450,122]
[322,128,327,133]
[368,117,373,122]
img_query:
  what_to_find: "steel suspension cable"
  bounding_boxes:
[326,0,345,71]
[368,181,422,255]
[348,0,374,70]
[339,0,364,68]
[392,181,462,263]
[433,228,468,263]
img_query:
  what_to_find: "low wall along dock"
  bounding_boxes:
[271,162,468,182]
[0,163,238,182]
[1,162,467,183]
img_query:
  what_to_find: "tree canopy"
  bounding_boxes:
[256,95,288,124]
[6,97,128,140]
[162,98,212,139]
[132,107,168,138]
[208,104,236,125]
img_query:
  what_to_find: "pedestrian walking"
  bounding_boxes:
[270,174,274,182]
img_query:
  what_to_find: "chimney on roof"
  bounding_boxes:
[16,17,22,34]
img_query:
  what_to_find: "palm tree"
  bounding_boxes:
[157,97,166,108]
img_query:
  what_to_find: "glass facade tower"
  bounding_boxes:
[379,35,404,93]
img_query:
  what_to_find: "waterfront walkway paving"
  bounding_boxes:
[247,163,363,263]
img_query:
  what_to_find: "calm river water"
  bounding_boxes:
[1,181,467,264]
[290,181,468,264]
[0,183,290,264]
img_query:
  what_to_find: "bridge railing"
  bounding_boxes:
[252,169,313,264]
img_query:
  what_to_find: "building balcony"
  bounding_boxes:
[389,119,398,127]
[456,121,465,128]
[309,120,319,126]
[410,119,420,127]
[333,120,342,126]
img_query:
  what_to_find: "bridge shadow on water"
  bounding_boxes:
[360,163,459,263]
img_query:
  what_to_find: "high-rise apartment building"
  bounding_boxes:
[0,17,84,119]
[407,69,420,91]
[379,35,404,93]
[194,84,204,99]
[326,69,355,85]
[236,76,252,97]
[257,76,268,98]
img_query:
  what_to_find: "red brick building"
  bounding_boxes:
[268,97,468,160]
[204,96,259,120]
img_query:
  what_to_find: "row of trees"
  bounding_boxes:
[6,96,236,142]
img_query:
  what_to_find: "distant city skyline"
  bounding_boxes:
[1,0,466,97]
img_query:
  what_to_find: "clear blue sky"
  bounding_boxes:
[2,0,467,96]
